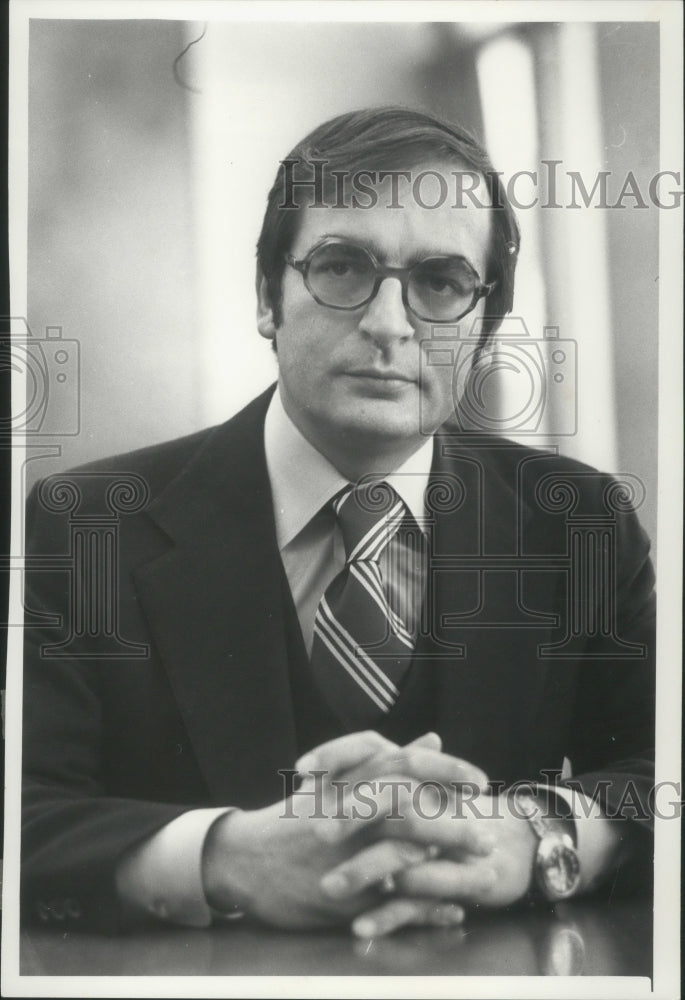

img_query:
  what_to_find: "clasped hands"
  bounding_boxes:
[202,730,537,937]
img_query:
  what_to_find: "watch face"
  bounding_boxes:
[538,839,581,899]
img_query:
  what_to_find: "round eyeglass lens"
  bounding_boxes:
[409,258,478,321]
[307,243,375,307]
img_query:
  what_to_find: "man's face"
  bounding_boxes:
[258,160,492,471]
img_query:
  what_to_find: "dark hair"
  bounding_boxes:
[256,106,520,346]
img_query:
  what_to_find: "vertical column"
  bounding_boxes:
[37,473,150,659]
[537,473,647,658]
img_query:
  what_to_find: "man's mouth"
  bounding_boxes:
[345,368,417,384]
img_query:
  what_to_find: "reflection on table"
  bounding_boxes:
[21,897,652,977]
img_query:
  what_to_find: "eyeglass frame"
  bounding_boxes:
[284,237,497,324]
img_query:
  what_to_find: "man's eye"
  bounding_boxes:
[416,266,472,297]
[417,273,460,295]
[327,261,352,276]
[314,257,364,278]
[426,276,453,293]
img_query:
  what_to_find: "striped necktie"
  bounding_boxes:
[310,481,415,729]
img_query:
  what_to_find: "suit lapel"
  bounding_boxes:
[133,390,298,807]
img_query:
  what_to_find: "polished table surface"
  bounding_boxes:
[21,897,652,978]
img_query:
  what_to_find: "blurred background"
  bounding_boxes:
[25,18,660,548]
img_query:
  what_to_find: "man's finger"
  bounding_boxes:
[397,859,498,902]
[295,731,396,776]
[310,732,443,818]
[315,775,495,856]
[315,744,488,823]
[382,808,497,858]
[406,731,442,752]
[319,839,438,899]
[295,730,441,778]
[352,746,488,792]
[351,898,465,938]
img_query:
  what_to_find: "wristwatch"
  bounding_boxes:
[516,792,581,901]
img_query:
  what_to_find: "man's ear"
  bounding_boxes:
[256,269,277,340]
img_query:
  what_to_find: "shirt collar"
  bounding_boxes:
[264,387,434,551]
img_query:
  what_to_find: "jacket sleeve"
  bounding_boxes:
[21,482,195,933]
[564,491,656,830]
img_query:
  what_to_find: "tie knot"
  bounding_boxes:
[334,481,405,563]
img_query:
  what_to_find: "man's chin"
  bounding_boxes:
[320,407,431,450]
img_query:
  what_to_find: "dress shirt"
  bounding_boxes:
[116,387,624,925]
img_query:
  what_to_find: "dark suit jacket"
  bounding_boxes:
[21,387,656,931]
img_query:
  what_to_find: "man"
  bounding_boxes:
[22,108,655,938]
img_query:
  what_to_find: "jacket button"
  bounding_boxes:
[36,901,51,922]
[49,899,66,920]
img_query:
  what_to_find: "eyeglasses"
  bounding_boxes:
[285,238,496,323]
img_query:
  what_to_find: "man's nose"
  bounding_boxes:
[357,278,415,345]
